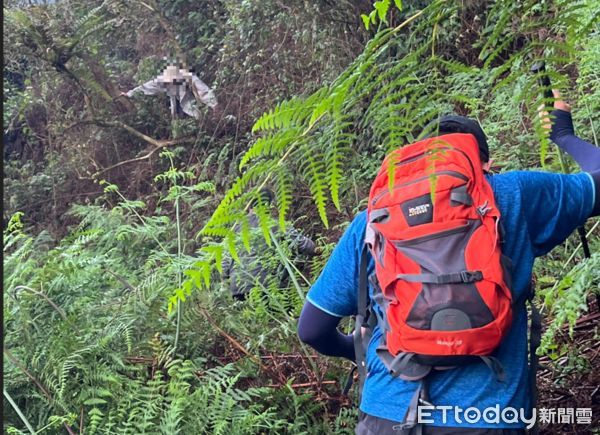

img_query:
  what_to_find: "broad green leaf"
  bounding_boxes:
[361,14,370,30]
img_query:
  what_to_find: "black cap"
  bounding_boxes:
[428,115,489,162]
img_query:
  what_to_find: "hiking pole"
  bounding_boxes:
[530,60,553,100]
[530,61,596,306]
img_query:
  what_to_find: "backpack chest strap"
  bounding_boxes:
[397,270,483,284]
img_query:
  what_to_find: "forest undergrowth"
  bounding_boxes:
[3,0,600,433]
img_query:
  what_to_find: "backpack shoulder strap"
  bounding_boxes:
[510,281,542,435]
[358,245,369,320]
[527,283,542,435]
[352,245,371,398]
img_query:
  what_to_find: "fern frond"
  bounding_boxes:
[300,151,329,228]
[274,167,294,232]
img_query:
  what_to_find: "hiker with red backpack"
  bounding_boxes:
[298,94,599,434]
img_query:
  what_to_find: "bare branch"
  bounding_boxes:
[104,268,138,293]
[65,118,195,148]
[91,135,195,178]
[13,285,67,321]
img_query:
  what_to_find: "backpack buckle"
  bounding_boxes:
[460,270,483,283]
[477,200,492,216]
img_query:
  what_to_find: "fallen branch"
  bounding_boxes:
[574,312,600,330]
[196,306,267,371]
[104,269,138,293]
[124,356,154,364]
[260,354,318,359]
[266,380,336,389]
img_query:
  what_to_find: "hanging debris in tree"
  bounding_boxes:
[122,64,218,119]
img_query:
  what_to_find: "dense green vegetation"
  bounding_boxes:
[4,0,599,433]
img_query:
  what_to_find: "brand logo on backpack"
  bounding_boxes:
[400,193,434,226]
[409,204,431,216]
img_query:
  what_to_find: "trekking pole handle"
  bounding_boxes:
[530,61,553,100]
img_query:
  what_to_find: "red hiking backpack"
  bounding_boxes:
[353,133,514,406]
